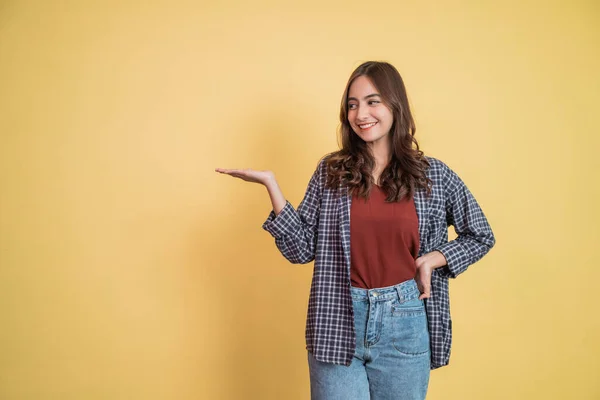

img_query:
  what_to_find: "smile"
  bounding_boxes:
[358,122,377,129]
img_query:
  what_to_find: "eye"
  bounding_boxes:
[368,100,381,106]
[348,103,357,110]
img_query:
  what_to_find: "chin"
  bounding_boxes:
[361,132,384,143]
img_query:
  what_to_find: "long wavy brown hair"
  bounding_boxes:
[325,61,431,201]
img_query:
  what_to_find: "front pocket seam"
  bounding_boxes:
[391,307,425,316]
[391,342,430,356]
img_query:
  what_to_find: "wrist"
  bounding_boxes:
[418,251,447,270]
[263,173,277,188]
[429,250,448,269]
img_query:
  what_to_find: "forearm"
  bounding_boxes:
[262,161,324,264]
[417,250,448,270]
[264,177,287,215]
[262,181,318,264]
[434,234,495,278]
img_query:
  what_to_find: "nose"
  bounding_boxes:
[356,105,370,121]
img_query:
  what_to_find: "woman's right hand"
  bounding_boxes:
[215,168,275,186]
[216,167,286,215]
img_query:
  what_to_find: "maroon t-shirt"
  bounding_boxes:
[350,185,420,289]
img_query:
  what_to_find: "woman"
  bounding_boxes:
[216,61,495,400]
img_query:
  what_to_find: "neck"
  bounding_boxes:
[367,138,392,169]
[367,138,392,185]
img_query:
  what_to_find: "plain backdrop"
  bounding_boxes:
[1,1,599,399]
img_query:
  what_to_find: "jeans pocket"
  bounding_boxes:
[390,299,430,356]
[391,297,425,316]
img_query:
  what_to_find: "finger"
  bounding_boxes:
[217,169,249,177]
[418,285,431,300]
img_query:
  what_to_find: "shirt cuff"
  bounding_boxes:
[432,242,463,279]
[262,201,302,238]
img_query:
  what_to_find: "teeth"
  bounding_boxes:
[359,122,377,129]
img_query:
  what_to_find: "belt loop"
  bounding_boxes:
[395,286,404,304]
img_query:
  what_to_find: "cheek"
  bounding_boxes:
[347,115,357,127]
[378,110,394,126]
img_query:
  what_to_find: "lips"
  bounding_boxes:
[358,122,378,130]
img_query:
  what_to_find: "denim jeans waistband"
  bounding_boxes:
[350,279,420,303]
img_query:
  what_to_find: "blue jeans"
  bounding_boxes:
[308,279,430,400]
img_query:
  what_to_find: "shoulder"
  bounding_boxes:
[424,156,465,194]
[305,153,334,185]
[424,156,452,178]
[314,152,337,175]
[318,153,332,167]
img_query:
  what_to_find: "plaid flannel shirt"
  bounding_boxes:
[262,156,495,369]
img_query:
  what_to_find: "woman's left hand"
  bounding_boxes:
[415,251,448,300]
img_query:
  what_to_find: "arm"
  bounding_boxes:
[262,160,324,264]
[434,162,496,279]
[264,176,287,215]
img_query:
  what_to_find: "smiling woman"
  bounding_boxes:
[216,61,495,400]
[326,62,428,203]
[347,76,395,158]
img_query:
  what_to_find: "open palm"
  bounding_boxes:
[215,168,275,186]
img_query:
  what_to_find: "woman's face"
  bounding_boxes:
[347,75,394,146]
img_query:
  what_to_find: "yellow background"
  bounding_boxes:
[1,1,599,399]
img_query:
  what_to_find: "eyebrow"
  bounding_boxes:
[347,93,381,102]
